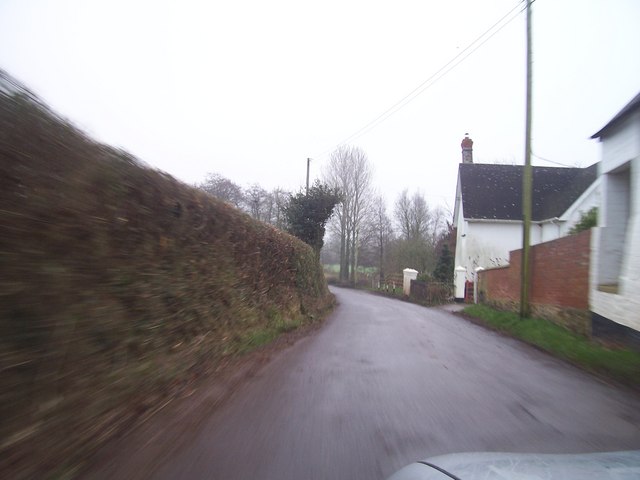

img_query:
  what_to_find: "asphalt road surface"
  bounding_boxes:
[91,287,640,480]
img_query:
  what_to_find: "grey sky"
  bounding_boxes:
[1,0,638,213]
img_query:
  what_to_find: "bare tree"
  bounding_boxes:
[394,189,412,240]
[429,204,449,246]
[410,192,431,240]
[325,148,352,282]
[394,189,431,241]
[198,173,291,229]
[324,145,373,284]
[390,190,448,277]
[368,194,393,286]
[198,173,244,208]
[244,183,268,221]
[268,187,289,229]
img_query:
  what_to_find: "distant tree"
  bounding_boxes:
[367,194,393,286]
[569,207,597,235]
[244,183,268,221]
[388,237,433,277]
[198,173,290,227]
[390,190,447,275]
[284,181,342,257]
[198,173,244,208]
[320,233,341,265]
[394,189,430,240]
[432,244,454,284]
[324,145,373,284]
[266,187,290,229]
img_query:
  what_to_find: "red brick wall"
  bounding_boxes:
[479,230,591,309]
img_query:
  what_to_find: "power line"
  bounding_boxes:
[315,0,526,159]
[531,151,574,167]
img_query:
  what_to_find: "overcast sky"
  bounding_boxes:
[1,0,639,214]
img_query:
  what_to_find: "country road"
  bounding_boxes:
[86,287,640,480]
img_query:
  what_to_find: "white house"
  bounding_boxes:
[589,92,640,347]
[452,135,600,301]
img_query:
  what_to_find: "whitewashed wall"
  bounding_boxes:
[453,165,601,299]
[590,110,640,332]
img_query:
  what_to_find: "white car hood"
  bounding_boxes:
[388,451,640,480]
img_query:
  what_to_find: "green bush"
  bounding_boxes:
[569,207,597,234]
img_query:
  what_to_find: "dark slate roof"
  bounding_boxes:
[591,91,640,139]
[459,162,598,221]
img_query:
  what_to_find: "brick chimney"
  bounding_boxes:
[461,133,473,164]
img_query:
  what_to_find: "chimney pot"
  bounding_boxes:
[461,134,473,164]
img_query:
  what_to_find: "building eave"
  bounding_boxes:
[465,217,565,225]
[591,91,640,139]
[452,172,463,225]
[466,218,522,224]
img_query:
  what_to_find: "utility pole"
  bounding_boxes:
[520,0,533,319]
[306,158,311,195]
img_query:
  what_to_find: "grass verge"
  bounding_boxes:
[463,304,640,390]
[235,318,305,354]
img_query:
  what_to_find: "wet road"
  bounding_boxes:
[133,288,640,479]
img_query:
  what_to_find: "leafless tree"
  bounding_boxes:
[391,190,449,277]
[244,183,268,221]
[367,194,393,286]
[198,173,290,228]
[394,189,412,240]
[198,173,244,208]
[268,187,289,229]
[394,189,431,241]
[429,205,449,245]
[324,145,373,284]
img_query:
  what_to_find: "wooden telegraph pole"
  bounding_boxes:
[520,0,533,318]
[306,157,311,195]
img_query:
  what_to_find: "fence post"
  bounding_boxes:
[455,266,466,302]
[474,267,484,304]
[403,268,418,296]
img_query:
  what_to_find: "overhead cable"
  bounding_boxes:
[316,0,527,158]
